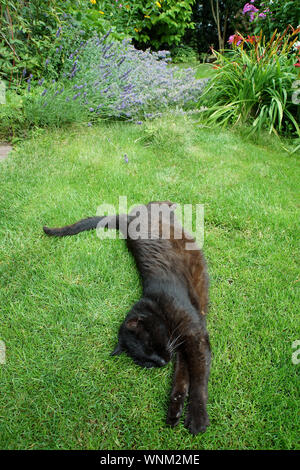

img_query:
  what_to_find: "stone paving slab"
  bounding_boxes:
[0,144,12,161]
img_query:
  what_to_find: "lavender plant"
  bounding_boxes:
[23,29,208,126]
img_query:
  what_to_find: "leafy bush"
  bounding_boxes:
[0,0,65,85]
[90,0,195,50]
[199,28,300,138]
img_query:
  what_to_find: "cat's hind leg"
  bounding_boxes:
[166,351,189,427]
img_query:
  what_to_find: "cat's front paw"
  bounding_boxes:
[184,407,209,435]
[166,393,185,427]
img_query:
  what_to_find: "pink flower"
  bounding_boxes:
[228,34,243,46]
[243,3,259,15]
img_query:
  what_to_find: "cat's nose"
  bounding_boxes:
[150,354,166,367]
[157,358,167,367]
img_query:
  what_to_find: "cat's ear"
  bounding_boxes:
[125,317,140,331]
[110,342,123,356]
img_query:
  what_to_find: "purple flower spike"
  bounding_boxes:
[124,154,128,163]
[117,57,125,67]
[41,89,47,96]
[56,27,62,38]
[102,28,112,41]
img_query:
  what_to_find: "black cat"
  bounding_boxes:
[43,201,211,435]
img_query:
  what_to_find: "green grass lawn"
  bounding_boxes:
[172,62,216,80]
[0,115,299,450]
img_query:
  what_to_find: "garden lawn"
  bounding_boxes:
[0,115,299,450]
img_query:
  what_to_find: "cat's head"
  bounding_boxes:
[111,299,172,368]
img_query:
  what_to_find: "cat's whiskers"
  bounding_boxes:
[167,332,186,355]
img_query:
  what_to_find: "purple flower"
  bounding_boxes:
[124,154,128,163]
[55,27,62,38]
[243,3,258,14]
[41,89,47,96]
[89,107,95,112]
[22,68,26,77]
[45,58,49,66]
[88,122,92,127]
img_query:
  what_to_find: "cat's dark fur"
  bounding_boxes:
[43,201,211,435]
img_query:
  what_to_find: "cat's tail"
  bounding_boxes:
[43,215,121,237]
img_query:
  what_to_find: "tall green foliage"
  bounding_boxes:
[199,29,300,138]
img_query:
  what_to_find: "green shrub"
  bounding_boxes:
[199,29,300,138]
[91,0,195,50]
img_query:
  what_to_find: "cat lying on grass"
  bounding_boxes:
[43,200,211,435]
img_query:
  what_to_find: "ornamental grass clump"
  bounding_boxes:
[199,27,300,138]
[23,29,207,127]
